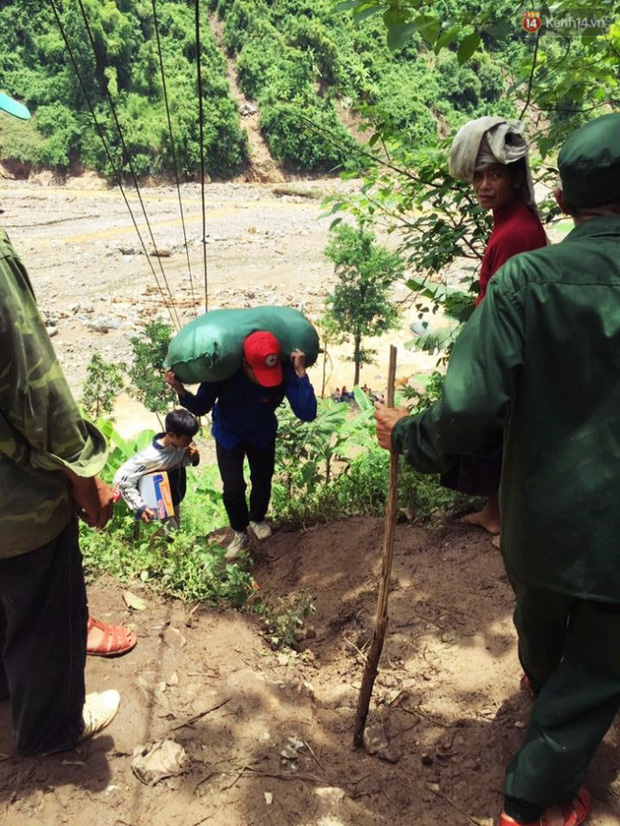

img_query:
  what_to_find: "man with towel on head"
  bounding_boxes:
[375,113,620,825]
[443,117,547,541]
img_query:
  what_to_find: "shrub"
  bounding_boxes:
[260,98,353,172]
[81,353,125,420]
[128,318,176,415]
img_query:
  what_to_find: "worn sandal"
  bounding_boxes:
[499,787,591,826]
[86,616,137,657]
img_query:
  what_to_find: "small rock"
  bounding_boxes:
[315,787,346,803]
[363,719,400,763]
[86,319,108,334]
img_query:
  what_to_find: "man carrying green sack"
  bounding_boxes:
[165,330,317,559]
[375,112,620,826]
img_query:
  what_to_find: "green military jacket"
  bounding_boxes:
[0,228,107,557]
[393,216,620,602]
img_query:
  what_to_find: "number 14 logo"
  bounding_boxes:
[522,11,542,32]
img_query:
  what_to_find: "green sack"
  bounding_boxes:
[165,306,320,384]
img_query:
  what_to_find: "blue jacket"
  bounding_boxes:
[179,367,317,450]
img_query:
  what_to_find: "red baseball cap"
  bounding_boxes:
[243,331,282,387]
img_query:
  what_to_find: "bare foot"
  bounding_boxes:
[459,496,500,535]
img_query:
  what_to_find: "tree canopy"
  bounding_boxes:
[0,0,588,178]
[323,223,403,385]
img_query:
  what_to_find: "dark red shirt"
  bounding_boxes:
[476,199,547,306]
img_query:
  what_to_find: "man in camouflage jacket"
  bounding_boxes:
[0,93,118,755]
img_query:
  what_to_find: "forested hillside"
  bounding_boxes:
[0,0,519,180]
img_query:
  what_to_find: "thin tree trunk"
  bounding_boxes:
[353,334,361,386]
[321,341,327,399]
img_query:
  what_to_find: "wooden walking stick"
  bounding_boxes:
[353,344,400,748]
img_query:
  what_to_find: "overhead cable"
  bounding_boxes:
[50,0,182,330]
[152,0,198,317]
[195,0,209,311]
[74,0,181,327]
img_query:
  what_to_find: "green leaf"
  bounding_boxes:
[435,25,459,53]
[353,386,373,411]
[333,0,366,12]
[416,15,441,45]
[387,22,418,50]
[457,32,481,64]
[382,6,408,26]
[482,20,515,39]
[356,6,383,23]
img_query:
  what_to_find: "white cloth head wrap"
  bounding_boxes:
[449,116,538,212]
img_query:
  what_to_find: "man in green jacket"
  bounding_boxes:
[0,92,120,756]
[376,113,620,826]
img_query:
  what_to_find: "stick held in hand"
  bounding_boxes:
[353,345,400,748]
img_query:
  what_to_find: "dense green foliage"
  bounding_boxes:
[272,387,471,526]
[0,0,546,177]
[0,0,247,178]
[325,1,620,353]
[1,1,615,180]
[211,0,524,172]
[338,0,620,151]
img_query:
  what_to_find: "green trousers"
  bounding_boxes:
[504,571,620,812]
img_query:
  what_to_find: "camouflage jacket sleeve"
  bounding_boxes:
[0,229,107,477]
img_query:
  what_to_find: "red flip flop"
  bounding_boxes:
[499,787,591,826]
[86,616,137,657]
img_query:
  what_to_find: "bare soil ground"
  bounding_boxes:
[2,520,620,826]
[0,181,619,825]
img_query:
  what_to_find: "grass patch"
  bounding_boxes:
[83,400,471,648]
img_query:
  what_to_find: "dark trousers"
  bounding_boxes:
[216,439,276,532]
[0,518,87,756]
[503,572,620,821]
[440,431,503,496]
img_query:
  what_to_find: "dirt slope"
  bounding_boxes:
[2,518,619,826]
[0,181,617,825]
